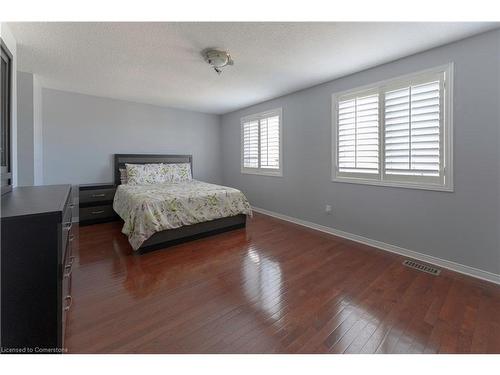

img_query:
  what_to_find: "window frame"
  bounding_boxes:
[1,38,13,195]
[332,63,454,192]
[241,107,283,177]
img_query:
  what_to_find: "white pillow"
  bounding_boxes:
[125,163,192,185]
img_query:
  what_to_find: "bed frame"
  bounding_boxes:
[114,154,246,254]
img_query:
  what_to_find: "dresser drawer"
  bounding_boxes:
[80,204,116,222]
[62,225,75,272]
[63,197,73,224]
[61,192,73,254]
[61,261,72,348]
[80,188,116,204]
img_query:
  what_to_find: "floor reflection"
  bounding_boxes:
[242,247,283,321]
[111,239,165,299]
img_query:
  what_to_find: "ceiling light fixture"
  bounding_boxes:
[202,48,234,75]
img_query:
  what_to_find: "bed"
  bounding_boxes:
[112,154,252,253]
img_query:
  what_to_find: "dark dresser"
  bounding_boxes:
[79,183,118,225]
[1,185,73,353]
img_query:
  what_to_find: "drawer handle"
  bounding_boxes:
[69,203,75,208]
[64,265,72,279]
[69,234,75,241]
[64,262,73,278]
[91,210,105,215]
[64,295,73,311]
[91,193,106,198]
[69,255,75,265]
[64,222,72,230]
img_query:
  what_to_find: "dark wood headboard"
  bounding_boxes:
[114,154,193,185]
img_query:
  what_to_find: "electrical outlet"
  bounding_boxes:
[325,204,332,214]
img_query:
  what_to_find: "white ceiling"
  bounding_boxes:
[8,22,499,114]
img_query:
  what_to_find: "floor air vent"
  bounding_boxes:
[402,260,441,276]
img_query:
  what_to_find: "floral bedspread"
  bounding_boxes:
[113,180,252,250]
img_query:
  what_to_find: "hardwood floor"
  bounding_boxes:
[65,213,500,353]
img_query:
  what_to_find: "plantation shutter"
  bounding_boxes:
[260,115,280,169]
[333,65,451,190]
[384,77,442,179]
[337,93,379,175]
[243,119,259,168]
[241,108,282,175]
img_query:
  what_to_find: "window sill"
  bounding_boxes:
[331,176,454,192]
[241,169,283,177]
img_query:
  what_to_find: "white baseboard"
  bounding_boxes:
[251,206,500,286]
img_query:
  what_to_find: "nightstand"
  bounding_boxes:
[79,183,119,225]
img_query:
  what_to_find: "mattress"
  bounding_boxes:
[113,180,252,250]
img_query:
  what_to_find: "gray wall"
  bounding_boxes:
[42,89,222,185]
[17,71,34,186]
[221,29,500,275]
[33,75,43,185]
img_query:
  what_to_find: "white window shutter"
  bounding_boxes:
[243,119,259,169]
[260,115,280,169]
[241,108,282,176]
[337,93,379,175]
[384,80,441,177]
[333,64,452,191]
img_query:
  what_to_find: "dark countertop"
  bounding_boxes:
[1,184,72,221]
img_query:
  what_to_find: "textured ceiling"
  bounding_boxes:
[8,22,499,114]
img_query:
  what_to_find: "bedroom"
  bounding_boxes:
[1,1,500,373]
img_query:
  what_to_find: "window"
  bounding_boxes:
[241,108,282,176]
[1,38,13,195]
[332,64,453,191]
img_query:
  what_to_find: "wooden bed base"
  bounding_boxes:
[114,154,247,255]
[136,214,246,254]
